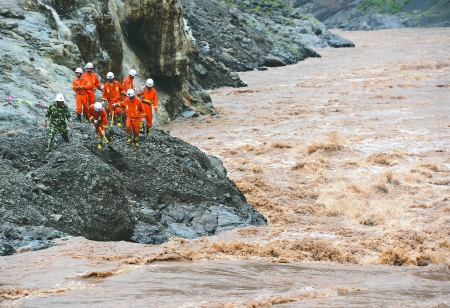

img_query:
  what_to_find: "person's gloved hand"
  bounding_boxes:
[94,120,98,124]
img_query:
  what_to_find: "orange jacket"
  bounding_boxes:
[87,105,108,129]
[141,87,158,109]
[122,75,135,94]
[122,97,146,119]
[72,77,87,95]
[82,72,102,91]
[102,80,122,103]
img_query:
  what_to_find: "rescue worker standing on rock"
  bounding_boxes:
[122,89,145,147]
[88,102,109,149]
[102,72,124,127]
[72,67,87,123]
[140,78,158,135]
[122,69,137,100]
[82,62,102,121]
[44,93,73,152]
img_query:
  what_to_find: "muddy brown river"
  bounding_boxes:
[1,29,450,307]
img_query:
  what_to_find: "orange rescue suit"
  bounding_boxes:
[102,80,123,114]
[87,104,108,136]
[82,71,102,106]
[141,87,158,127]
[122,97,146,136]
[72,76,87,115]
[122,75,135,99]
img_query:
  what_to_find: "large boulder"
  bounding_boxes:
[0,123,267,247]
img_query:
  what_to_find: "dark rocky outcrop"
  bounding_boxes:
[292,0,450,30]
[0,223,68,256]
[0,122,267,252]
[182,0,355,89]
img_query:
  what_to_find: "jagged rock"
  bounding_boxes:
[0,222,68,255]
[262,55,286,67]
[327,33,355,48]
[295,0,450,30]
[0,243,15,256]
[0,124,267,248]
[181,0,352,88]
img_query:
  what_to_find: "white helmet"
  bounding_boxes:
[86,62,94,69]
[55,93,65,102]
[107,72,114,79]
[128,69,137,77]
[94,102,103,112]
[127,89,135,97]
[75,67,83,73]
[146,78,154,87]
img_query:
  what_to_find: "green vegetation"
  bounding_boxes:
[254,6,260,11]
[423,0,445,15]
[356,0,411,14]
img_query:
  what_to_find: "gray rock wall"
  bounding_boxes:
[182,0,354,89]
[293,0,450,30]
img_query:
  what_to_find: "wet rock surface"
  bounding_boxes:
[0,121,267,250]
[294,0,450,30]
[0,222,68,256]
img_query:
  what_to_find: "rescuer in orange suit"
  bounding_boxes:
[122,69,137,100]
[72,67,87,123]
[122,89,146,147]
[102,72,124,127]
[82,62,103,121]
[140,78,158,135]
[88,102,109,149]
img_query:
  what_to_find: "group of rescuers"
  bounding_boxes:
[44,62,158,152]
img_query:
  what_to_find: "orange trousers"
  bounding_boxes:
[142,103,153,127]
[76,94,87,114]
[94,125,106,136]
[108,102,124,115]
[86,90,96,106]
[126,117,141,136]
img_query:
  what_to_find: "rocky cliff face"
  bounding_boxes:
[0,0,356,123]
[292,0,450,30]
[182,0,354,89]
[0,0,221,124]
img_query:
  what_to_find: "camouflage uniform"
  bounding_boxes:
[45,103,73,151]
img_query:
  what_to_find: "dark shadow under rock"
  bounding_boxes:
[0,124,267,250]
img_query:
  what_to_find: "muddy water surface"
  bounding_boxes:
[1,29,450,307]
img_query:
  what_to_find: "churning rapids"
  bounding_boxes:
[2,29,450,307]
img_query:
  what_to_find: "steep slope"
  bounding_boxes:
[291,0,450,30]
[182,0,355,89]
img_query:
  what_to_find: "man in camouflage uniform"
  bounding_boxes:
[44,93,73,152]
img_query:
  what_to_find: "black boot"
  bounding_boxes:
[77,113,82,123]
[61,133,70,143]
